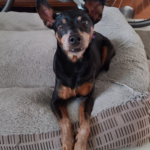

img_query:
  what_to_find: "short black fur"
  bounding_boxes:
[36,0,115,149]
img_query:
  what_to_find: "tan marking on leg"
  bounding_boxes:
[77,16,82,21]
[74,101,90,150]
[58,85,76,100]
[62,19,67,24]
[101,46,108,67]
[59,106,74,150]
[76,82,93,96]
[79,100,85,123]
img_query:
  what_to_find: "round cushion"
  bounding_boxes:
[0,7,149,150]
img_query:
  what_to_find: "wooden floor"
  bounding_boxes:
[109,0,150,19]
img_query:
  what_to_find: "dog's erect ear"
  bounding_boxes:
[84,0,105,24]
[36,0,57,29]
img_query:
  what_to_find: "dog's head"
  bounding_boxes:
[36,0,104,62]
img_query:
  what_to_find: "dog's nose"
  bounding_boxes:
[69,35,81,46]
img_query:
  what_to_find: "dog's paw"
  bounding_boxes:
[62,131,74,150]
[62,141,74,150]
[74,121,90,150]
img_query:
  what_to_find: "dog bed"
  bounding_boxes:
[135,30,150,59]
[0,6,150,150]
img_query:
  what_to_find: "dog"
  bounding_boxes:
[36,0,115,149]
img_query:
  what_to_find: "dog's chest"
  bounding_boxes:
[58,82,93,100]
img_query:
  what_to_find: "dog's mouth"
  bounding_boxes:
[69,48,84,53]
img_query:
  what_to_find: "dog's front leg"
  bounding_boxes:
[74,96,94,150]
[51,99,74,150]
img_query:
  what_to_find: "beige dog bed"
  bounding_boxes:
[0,6,150,150]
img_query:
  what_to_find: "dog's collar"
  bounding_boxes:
[92,32,96,39]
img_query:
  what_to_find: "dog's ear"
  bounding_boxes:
[36,0,57,29]
[84,0,105,24]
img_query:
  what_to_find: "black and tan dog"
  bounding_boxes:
[36,0,115,149]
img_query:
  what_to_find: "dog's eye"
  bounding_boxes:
[82,21,88,26]
[58,25,64,30]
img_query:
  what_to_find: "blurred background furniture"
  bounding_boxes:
[0,0,77,12]
[1,0,15,12]
[107,0,150,20]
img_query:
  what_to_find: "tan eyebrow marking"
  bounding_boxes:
[62,19,67,24]
[77,16,82,21]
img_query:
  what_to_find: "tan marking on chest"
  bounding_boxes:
[58,85,76,100]
[72,56,78,62]
[101,46,108,67]
[66,51,85,63]
[76,82,93,96]
[58,83,93,100]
